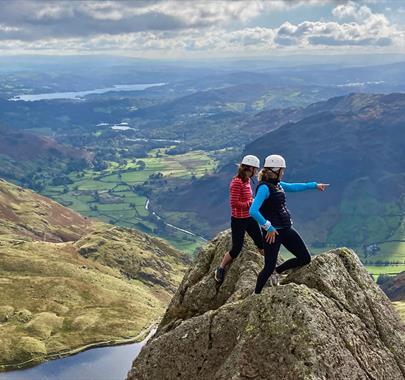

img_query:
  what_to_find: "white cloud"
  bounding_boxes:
[0,0,270,39]
[275,19,394,47]
[332,0,392,33]
[34,4,74,21]
[0,0,341,40]
[0,24,20,33]
[0,0,404,56]
[275,2,402,48]
[332,1,372,20]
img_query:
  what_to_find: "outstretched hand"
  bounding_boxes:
[317,183,330,192]
[265,229,279,244]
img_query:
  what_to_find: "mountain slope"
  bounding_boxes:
[379,271,405,330]
[0,127,89,162]
[0,179,188,371]
[381,271,405,302]
[240,93,405,252]
[155,93,405,259]
[0,178,91,242]
[0,125,91,192]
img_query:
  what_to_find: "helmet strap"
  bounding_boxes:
[269,168,281,181]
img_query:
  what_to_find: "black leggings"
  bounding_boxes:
[229,217,264,259]
[255,227,311,294]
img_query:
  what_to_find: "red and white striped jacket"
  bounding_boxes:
[229,176,253,218]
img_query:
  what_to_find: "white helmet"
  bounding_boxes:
[241,155,260,168]
[264,154,286,169]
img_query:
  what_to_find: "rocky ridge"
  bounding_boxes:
[128,231,405,380]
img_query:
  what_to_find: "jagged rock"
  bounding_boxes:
[127,232,405,380]
[14,309,33,323]
[156,230,282,335]
[127,230,283,379]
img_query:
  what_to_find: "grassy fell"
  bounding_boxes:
[0,180,189,371]
[0,237,185,370]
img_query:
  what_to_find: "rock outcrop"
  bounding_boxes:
[127,231,405,380]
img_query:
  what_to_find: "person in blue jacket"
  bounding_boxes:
[249,154,329,294]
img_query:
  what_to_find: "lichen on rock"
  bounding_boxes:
[14,309,33,323]
[0,306,15,322]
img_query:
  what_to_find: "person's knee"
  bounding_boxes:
[229,248,241,259]
[260,266,273,278]
[256,242,264,250]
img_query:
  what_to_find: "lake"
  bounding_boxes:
[9,83,166,102]
[0,329,155,380]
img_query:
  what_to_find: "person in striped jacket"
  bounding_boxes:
[214,155,264,283]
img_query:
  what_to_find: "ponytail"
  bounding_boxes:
[258,168,278,182]
[236,164,251,183]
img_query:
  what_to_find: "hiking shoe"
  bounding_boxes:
[270,273,280,287]
[214,267,225,283]
[279,273,288,284]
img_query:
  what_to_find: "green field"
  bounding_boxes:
[369,242,405,262]
[366,265,405,280]
[41,149,216,254]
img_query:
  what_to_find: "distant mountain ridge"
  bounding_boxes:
[0,125,93,192]
[0,126,89,162]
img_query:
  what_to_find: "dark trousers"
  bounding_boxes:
[229,217,264,259]
[255,227,311,294]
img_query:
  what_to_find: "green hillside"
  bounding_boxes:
[0,180,189,371]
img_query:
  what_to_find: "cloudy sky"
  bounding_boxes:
[0,0,405,57]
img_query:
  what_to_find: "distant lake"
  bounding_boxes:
[9,83,166,102]
[0,329,155,380]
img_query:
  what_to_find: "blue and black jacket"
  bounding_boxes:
[249,180,317,232]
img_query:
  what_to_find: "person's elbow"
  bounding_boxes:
[249,204,257,219]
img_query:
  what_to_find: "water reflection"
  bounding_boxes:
[0,329,155,380]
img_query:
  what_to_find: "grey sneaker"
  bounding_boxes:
[279,273,288,284]
[214,267,225,283]
[270,273,280,287]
